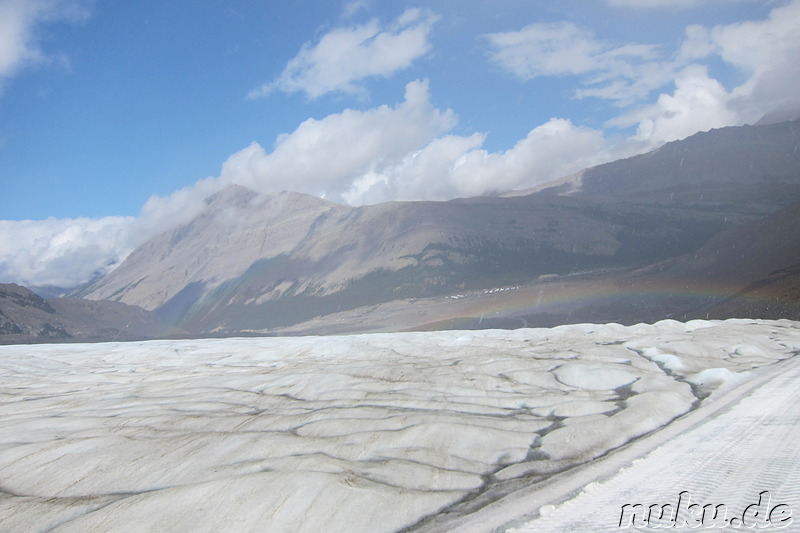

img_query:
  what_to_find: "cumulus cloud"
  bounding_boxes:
[0,216,136,288]
[607,0,800,146]
[0,0,93,93]
[342,119,613,205]
[147,79,454,211]
[679,0,800,123]
[609,65,738,146]
[148,80,617,210]
[237,80,452,189]
[488,0,800,146]
[249,8,438,99]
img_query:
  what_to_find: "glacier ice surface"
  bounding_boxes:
[0,318,798,532]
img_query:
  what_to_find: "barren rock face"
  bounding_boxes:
[78,185,631,330]
[74,184,731,333]
[79,187,346,312]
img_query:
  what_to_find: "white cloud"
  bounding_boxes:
[135,78,459,221]
[608,0,800,145]
[488,0,800,142]
[0,216,136,288]
[452,119,612,195]
[342,0,369,19]
[0,0,93,93]
[485,22,668,104]
[683,0,800,122]
[249,8,438,99]
[607,0,704,7]
[342,118,612,205]
[341,133,487,204]
[485,22,605,78]
[227,79,456,197]
[609,65,738,147]
[142,79,620,210]
[609,0,757,6]
[138,176,222,236]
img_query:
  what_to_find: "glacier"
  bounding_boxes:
[0,319,798,532]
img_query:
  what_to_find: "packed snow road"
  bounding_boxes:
[0,319,798,533]
[502,350,800,532]
[432,339,800,533]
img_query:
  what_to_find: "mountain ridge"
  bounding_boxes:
[74,119,800,335]
[0,283,177,344]
[512,119,800,198]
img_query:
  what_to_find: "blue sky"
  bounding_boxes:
[1,0,799,288]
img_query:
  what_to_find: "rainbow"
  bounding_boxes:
[418,276,800,330]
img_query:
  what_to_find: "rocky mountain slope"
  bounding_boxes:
[0,284,176,344]
[77,120,800,335]
[77,190,738,333]
[535,119,800,198]
[644,200,800,321]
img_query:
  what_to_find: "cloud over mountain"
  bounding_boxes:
[142,80,622,214]
[0,215,135,288]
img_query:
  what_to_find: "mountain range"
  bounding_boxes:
[0,283,175,344]
[5,119,800,342]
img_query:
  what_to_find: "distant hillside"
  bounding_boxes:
[0,284,177,344]
[77,120,800,335]
[640,200,800,321]
[78,189,749,333]
[536,119,800,199]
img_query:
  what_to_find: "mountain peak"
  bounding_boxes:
[755,106,800,126]
[203,184,258,208]
[532,119,800,198]
[202,185,341,212]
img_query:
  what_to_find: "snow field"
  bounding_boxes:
[506,346,800,532]
[0,319,797,532]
